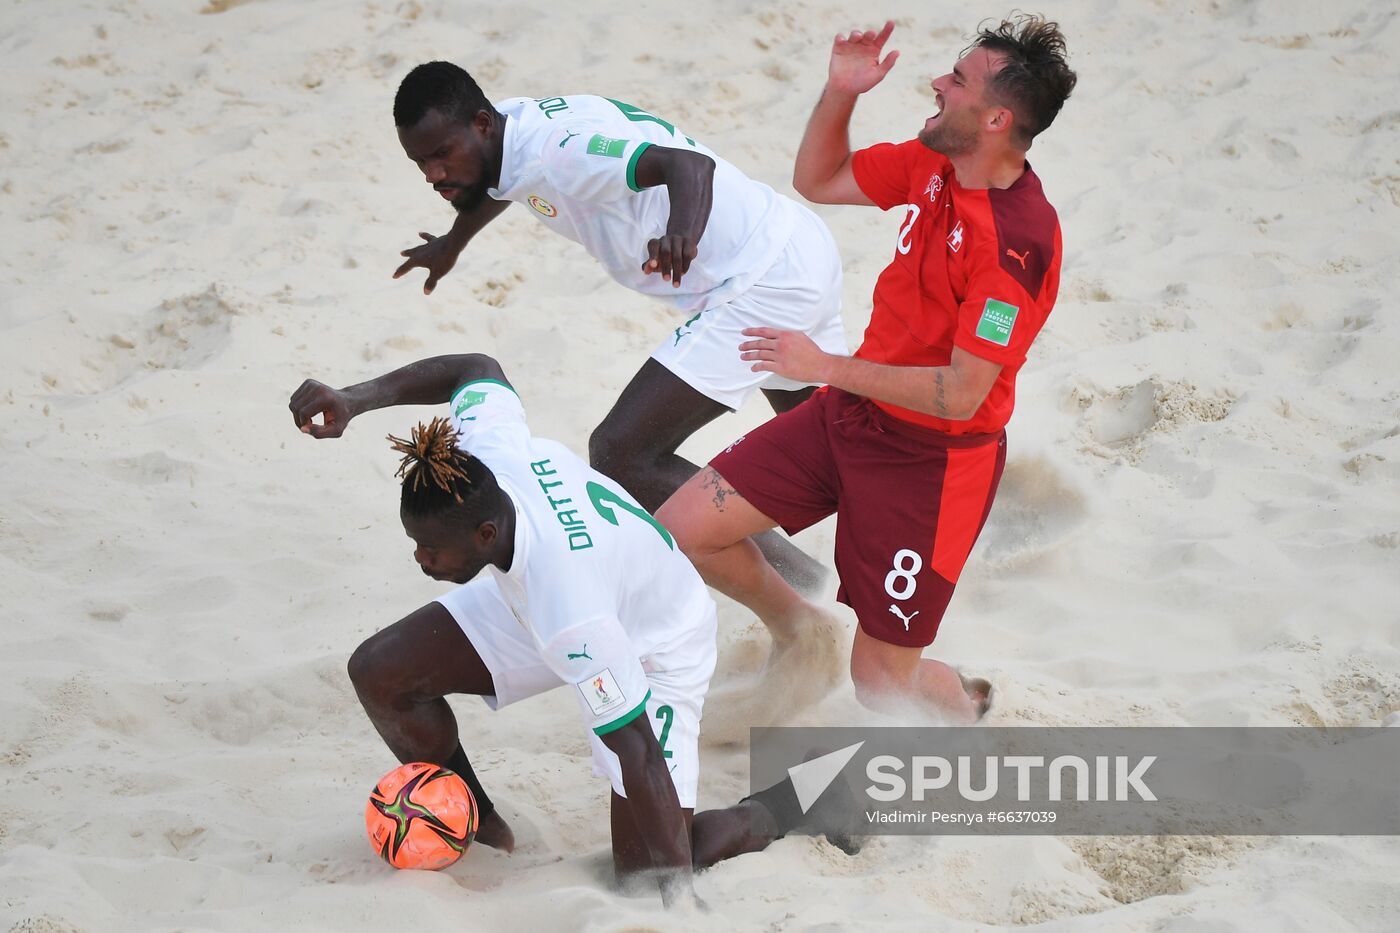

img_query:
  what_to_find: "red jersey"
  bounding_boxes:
[850,139,1062,434]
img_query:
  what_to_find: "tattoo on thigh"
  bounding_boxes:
[933,370,949,417]
[700,468,741,512]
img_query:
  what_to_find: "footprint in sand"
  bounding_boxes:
[1074,377,1235,460]
[1284,657,1400,727]
[102,450,199,487]
[1069,835,1252,904]
[181,657,356,747]
[140,284,238,368]
[76,284,238,394]
[472,272,524,308]
[199,0,257,13]
[6,915,86,933]
[1085,380,1157,449]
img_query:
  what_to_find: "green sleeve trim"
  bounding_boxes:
[449,377,518,401]
[625,142,654,192]
[593,689,652,736]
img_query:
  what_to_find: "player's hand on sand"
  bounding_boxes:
[740,327,832,383]
[827,20,899,95]
[643,234,698,287]
[289,379,353,439]
[393,231,462,295]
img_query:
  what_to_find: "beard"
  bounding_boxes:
[450,181,490,213]
[918,115,978,158]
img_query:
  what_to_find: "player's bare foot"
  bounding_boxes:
[703,607,845,742]
[474,809,516,852]
[754,606,845,714]
[767,630,839,690]
[961,674,992,720]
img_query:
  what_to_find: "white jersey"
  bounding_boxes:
[488,94,801,313]
[448,377,715,736]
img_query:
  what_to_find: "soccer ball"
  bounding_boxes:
[365,762,479,870]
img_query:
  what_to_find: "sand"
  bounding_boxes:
[3,0,1399,929]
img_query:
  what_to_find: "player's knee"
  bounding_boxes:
[590,418,677,484]
[587,421,637,477]
[347,631,404,704]
[653,496,690,545]
[655,488,718,561]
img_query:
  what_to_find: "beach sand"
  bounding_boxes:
[2,0,1398,929]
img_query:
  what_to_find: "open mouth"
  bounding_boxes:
[435,186,461,201]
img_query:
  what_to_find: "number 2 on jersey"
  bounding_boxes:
[897,204,921,255]
[654,704,674,759]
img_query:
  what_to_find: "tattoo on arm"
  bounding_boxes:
[700,468,741,513]
[933,370,949,417]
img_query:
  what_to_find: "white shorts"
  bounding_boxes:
[651,205,847,411]
[435,579,715,809]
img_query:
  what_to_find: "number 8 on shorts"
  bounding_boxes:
[884,548,923,600]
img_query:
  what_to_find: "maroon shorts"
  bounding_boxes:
[710,387,1006,647]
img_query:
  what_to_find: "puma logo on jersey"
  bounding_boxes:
[567,644,592,661]
[1006,248,1029,269]
[559,130,580,148]
[888,604,920,631]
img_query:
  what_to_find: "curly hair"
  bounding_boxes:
[388,417,503,525]
[393,61,492,128]
[971,15,1078,148]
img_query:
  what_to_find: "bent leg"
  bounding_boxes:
[691,771,861,869]
[589,358,729,511]
[348,601,494,761]
[592,359,826,593]
[753,385,830,591]
[849,626,989,723]
[610,790,695,879]
[657,467,815,642]
[347,601,514,849]
[822,409,1005,722]
[690,801,780,868]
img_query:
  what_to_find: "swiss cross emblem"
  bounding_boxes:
[947,220,965,253]
[924,173,944,202]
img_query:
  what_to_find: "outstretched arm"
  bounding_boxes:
[599,716,697,907]
[632,146,715,288]
[740,330,1002,421]
[393,198,512,295]
[792,21,898,205]
[288,353,509,438]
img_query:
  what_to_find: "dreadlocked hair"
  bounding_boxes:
[388,417,502,523]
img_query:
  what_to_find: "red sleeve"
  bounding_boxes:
[952,233,1052,367]
[852,139,935,211]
